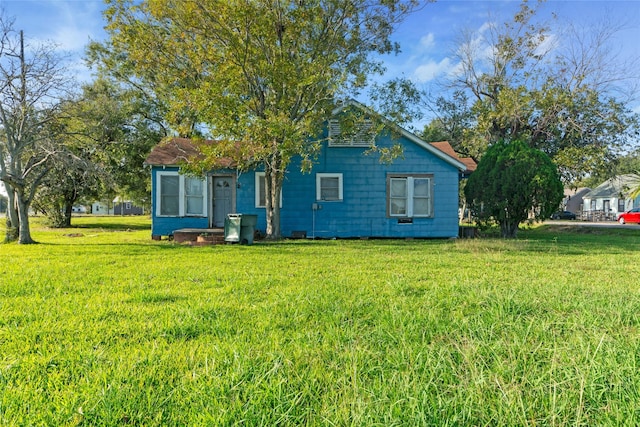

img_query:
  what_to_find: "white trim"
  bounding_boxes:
[184,176,206,216]
[316,173,343,201]
[157,171,179,217]
[388,175,433,218]
[255,172,265,208]
[156,171,207,217]
[255,171,282,208]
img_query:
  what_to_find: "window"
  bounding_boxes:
[185,177,204,215]
[255,172,282,208]
[160,174,180,216]
[255,172,266,208]
[328,119,374,147]
[387,175,433,218]
[316,173,343,201]
[618,199,626,212]
[157,172,206,217]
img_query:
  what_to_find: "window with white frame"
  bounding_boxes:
[328,119,374,147]
[618,199,626,212]
[316,173,343,201]
[157,172,206,217]
[387,175,433,218]
[185,177,204,215]
[255,172,282,208]
[159,174,180,216]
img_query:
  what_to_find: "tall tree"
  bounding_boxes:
[442,1,638,183]
[99,0,419,239]
[33,150,107,227]
[0,15,71,243]
[32,77,167,227]
[464,139,563,238]
[420,90,475,155]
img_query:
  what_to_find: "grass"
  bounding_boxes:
[1,216,640,425]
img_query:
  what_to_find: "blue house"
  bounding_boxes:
[144,105,469,240]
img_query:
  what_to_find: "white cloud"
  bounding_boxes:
[478,21,495,36]
[414,57,452,83]
[419,33,436,51]
[534,32,559,58]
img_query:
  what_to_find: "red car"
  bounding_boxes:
[617,207,640,224]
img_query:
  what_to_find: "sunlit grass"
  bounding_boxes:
[1,216,640,425]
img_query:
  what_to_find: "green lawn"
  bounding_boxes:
[1,216,640,426]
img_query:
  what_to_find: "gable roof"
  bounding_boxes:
[144,138,201,166]
[332,100,467,172]
[145,104,470,172]
[564,187,591,198]
[428,141,477,174]
[459,157,477,173]
[144,138,235,168]
[583,174,639,199]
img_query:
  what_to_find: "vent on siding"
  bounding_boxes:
[328,119,374,147]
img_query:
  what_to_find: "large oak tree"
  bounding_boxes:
[99,0,419,238]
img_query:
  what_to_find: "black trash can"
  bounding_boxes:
[240,214,258,245]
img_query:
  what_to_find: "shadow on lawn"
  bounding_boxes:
[69,222,150,231]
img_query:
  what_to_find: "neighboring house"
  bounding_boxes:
[582,174,640,221]
[144,103,468,240]
[92,199,144,215]
[113,197,145,215]
[563,187,591,215]
[91,201,113,215]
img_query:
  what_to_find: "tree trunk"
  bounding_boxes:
[15,190,36,244]
[264,154,284,240]
[63,201,73,227]
[4,186,19,242]
[500,220,519,238]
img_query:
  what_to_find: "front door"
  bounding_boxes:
[211,176,235,227]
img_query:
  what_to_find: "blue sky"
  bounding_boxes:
[1,0,639,107]
[0,0,638,196]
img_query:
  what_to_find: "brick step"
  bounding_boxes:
[173,228,225,244]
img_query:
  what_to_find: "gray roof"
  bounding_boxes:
[583,174,639,199]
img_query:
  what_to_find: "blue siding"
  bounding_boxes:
[286,133,458,238]
[237,131,461,238]
[150,166,209,237]
[150,131,462,239]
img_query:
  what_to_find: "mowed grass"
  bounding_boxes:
[1,216,640,426]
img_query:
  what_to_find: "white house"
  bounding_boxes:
[582,175,640,221]
[91,201,114,215]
